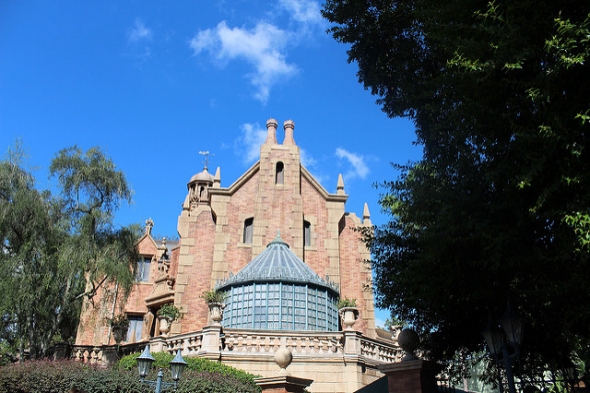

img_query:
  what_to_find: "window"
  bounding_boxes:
[275,162,284,184]
[304,220,311,247]
[243,218,254,244]
[136,256,151,282]
[126,316,143,343]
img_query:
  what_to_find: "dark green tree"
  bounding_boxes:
[0,144,139,360]
[323,0,590,382]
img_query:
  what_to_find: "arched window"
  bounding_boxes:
[275,162,284,185]
[304,220,311,247]
[243,217,254,244]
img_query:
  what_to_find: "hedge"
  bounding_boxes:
[0,356,261,393]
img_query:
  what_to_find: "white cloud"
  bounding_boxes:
[300,148,317,169]
[335,148,369,180]
[127,19,152,43]
[278,0,323,25]
[190,21,298,104]
[236,123,267,163]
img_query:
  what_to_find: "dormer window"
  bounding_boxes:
[275,162,284,185]
[243,217,254,244]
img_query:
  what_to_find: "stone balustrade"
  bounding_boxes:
[71,346,103,365]
[69,328,401,368]
[221,329,344,356]
[164,331,204,355]
[360,336,403,363]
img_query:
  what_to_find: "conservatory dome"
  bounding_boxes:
[217,234,340,331]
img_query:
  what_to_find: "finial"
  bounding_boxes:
[363,203,370,221]
[145,218,154,235]
[214,167,221,187]
[337,174,345,195]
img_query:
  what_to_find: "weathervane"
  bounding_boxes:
[198,151,210,170]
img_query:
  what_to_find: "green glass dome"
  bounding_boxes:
[217,234,340,331]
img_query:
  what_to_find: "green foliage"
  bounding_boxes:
[0,357,261,393]
[50,146,140,299]
[117,352,260,392]
[0,360,150,393]
[0,144,140,360]
[324,0,590,383]
[201,289,227,304]
[337,297,357,308]
[156,304,182,321]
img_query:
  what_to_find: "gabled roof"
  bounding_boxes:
[208,161,347,203]
[217,234,339,294]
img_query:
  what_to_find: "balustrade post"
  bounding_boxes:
[201,325,222,359]
[343,331,362,358]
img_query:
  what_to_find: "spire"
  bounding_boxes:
[337,174,345,195]
[266,118,278,144]
[283,120,295,145]
[363,203,371,221]
[214,166,221,188]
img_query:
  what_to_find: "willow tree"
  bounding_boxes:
[323,0,590,382]
[0,145,139,360]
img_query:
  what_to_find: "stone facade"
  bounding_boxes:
[74,118,400,392]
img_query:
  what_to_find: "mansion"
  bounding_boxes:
[73,119,402,393]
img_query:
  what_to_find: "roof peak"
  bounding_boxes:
[217,237,338,294]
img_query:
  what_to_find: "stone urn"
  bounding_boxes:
[339,307,360,330]
[111,325,128,345]
[208,302,225,325]
[158,317,171,336]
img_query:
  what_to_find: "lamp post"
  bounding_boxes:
[481,302,524,393]
[137,346,187,393]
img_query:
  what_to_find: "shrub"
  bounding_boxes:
[117,352,260,392]
[0,360,149,393]
[0,355,261,393]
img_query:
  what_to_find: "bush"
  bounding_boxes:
[0,360,150,393]
[117,352,260,392]
[0,357,260,393]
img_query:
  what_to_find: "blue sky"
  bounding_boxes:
[1,1,421,326]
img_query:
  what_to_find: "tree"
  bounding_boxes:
[323,0,590,382]
[0,144,139,360]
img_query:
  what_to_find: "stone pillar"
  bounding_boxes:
[343,330,361,357]
[102,346,119,366]
[51,342,70,360]
[254,375,313,393]
[200,325,222,359]
[378,360,438,393]
[150,336,167,353]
